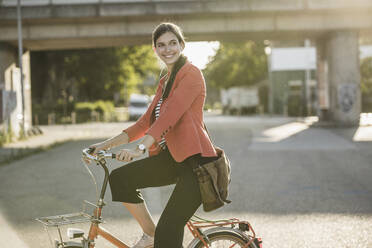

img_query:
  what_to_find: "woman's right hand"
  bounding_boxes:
[83,142,108,164]
[89,142,109,154]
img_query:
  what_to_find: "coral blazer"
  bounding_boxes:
[123,61,217,162]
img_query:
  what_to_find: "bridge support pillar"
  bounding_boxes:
[0,42,32,136]
[0,42,18,127]
[316,31,361,126]
[0,43,17,90]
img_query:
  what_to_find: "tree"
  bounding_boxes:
[31,45,159,124]
[31,45,159,107]
[203,41,267,89]
[361,57,372,112]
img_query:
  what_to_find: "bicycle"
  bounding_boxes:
[36,148,262,248]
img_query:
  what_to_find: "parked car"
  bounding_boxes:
[128,94,149,121]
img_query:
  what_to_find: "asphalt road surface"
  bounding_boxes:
[0,116,371,248]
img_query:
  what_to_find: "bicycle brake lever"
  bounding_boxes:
[87,147,95,154]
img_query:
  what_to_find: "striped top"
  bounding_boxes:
[155,97,167,149]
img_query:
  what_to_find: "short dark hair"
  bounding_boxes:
[152,22,185,48]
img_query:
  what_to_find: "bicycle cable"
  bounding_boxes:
[81,158,99,201]
[191,214,233,223]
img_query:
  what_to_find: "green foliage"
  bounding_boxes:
[93,100,115,114]
[0,120,15,145]
[0,130,5,147]
[74,102,96,123]
[31,45,159,123]
[204,41,268,89]
[361,57,372,112]
[18,123,26,141]
[6,119,14,143]
[75,102,96,112]
[361,57,372,94]
[74,100,116,123]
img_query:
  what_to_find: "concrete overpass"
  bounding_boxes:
[1,0,372,132]
[1,0,372,50]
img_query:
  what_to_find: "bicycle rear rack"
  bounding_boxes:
[35,200,100,248]
[36,212,92,227]
[36,200,102,227]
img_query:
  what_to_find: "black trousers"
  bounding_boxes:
[109,148,216,248]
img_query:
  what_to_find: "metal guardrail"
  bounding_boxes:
[0,0,201,7]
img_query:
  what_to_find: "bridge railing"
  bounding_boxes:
[1,0,203,7]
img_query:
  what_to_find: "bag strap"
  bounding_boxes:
[203,122,212,141]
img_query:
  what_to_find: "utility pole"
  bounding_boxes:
[304,39,312,116]
[265,42,273,115]
[17,0,25,135]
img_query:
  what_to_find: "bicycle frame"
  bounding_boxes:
[83,150,259,248]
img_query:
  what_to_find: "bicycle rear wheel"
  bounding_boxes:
[193,230,258,248]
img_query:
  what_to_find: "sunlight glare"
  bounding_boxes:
[260,122,309,142]
[183,41,220,69]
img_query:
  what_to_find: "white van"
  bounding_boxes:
[128,94,150,121]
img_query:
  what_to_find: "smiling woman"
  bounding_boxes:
[88,22,219,248]
[154,32,184,69]
[152,23,185,70]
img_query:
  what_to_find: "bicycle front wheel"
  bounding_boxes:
[193,230,258,248]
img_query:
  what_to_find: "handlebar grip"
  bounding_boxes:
[110,154,133,161]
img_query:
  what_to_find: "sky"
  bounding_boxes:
[182,41,220,69]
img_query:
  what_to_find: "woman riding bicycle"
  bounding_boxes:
[90,22,218,248]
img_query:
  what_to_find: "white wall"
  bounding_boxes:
[270,45,372,72]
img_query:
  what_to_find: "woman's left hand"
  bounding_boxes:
[116,148,143,162]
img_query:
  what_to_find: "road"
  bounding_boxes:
[0,116,371,248]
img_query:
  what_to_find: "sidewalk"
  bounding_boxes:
[0,122,131,164]
[0,211,30,248]
[1,116,371,165]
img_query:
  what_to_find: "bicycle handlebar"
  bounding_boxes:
[82,148,116,203]
[82,148,116,162]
